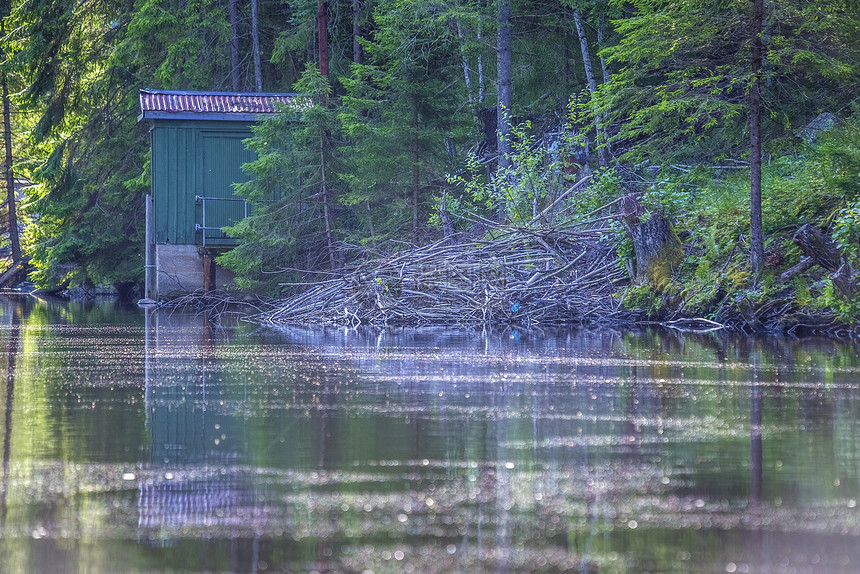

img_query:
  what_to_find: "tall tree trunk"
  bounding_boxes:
[573,8,607,168]
[229,0,240,91]
[596,7,612,158]
[1,21,20,262]
[0,304,19,520]
[457,19,474,104]
[352,0,362,64]
[496,0,512,221]
[477,2,485,104]
[317,2,333,264]
[319,127,335,269]
[749,0,764,273]
[251,0,262,91]
[317,1,330,81]
[562,24,570,92]
[412,105,420,244]
[597,10,610,85]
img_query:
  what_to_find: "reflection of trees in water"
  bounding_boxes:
[749,359,764,567]
[131,315,860,571]
[0,299,21,525]
[4,297,860,572]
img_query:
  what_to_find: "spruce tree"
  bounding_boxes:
[601,0,860,270]
[339,0,469,245]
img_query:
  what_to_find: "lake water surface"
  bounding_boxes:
[1,296,859,573]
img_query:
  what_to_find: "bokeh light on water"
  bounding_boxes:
[0,296,859,572]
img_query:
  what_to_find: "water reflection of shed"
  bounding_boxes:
[140,310,255,542]
[138,89,300,297]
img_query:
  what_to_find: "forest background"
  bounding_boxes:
[2,0,860,327]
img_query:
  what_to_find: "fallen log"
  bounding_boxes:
[779,256,814,283]
[792,224,842,273]
[0,257,30,289]
[831,263,859,300]
[792,224,858,300]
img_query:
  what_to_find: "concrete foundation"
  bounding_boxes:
[155,244,236,298]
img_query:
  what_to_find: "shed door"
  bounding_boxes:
[199,133,256,246]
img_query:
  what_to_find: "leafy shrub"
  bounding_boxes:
[833,198,860,262]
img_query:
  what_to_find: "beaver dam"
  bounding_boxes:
[164,197,856,335]
[170,214,634,328]
[260,224,629,327]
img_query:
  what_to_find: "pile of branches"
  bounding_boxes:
[160,289,272,317]
[248,222,631,328]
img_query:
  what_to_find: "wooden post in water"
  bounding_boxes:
[202,250,216,293]
[144,195,156,299]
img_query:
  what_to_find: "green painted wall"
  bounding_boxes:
[150,119,258,247]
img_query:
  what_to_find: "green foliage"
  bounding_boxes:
[218,66,337,293]
[501,120,558,223]
[493,119,563,224]
[600,0,860,166]
[120,0,232,90]
[567,167,621,219]
[621,283,661,314]
[427,192,465,230]
[643,172,703,217]
[5,0,152,290]
[599,0,749,163]
[7,0,232,290]
[761,127,860,237]
[833,200,860,263]
[619,107,860,321]
[791,275,815,309]
[227,0,483,287]
[823,282,860,322]
[444,151,490,211]
[338,0,471,242]
[446,115,600,227]
[4,0,319,290]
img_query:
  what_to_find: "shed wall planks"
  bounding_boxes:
[151,120,255,247]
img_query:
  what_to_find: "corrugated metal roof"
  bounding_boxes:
[139,89,303,120]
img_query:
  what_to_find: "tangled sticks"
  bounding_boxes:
[250,223,630,328]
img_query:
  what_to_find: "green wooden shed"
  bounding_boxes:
[138,89,300,297]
